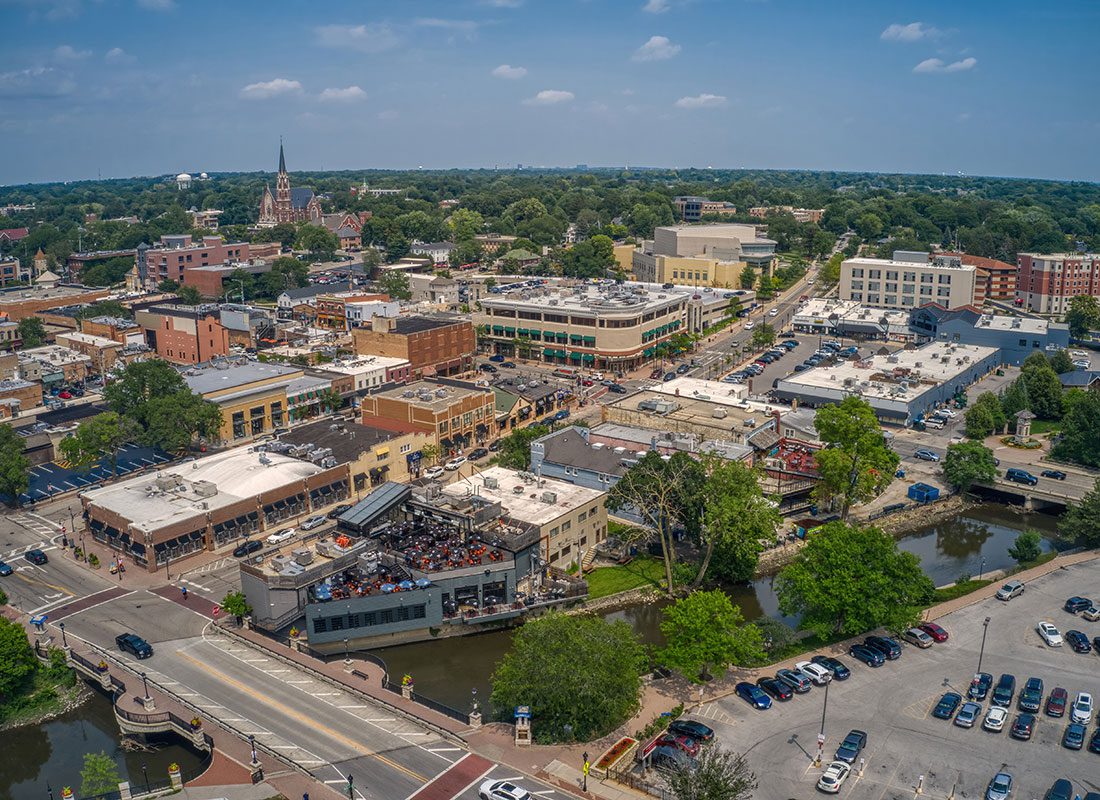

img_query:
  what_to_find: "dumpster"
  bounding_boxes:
[907,482,940,503]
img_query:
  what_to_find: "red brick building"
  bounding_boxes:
[139,235,250,289]
[1017,252,1100,315]
[940,252,1016,304]
[134,305,231,364]
[351,315,475,378]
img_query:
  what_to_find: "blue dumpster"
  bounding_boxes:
[907,482,940,504]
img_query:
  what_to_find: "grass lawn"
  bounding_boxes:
[586,557,666,599]
[1029,419,1061,434]
[932,578,993,604]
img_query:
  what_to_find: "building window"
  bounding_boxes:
[313,618,328,633]
[271,401,284,427]
[869,269,881,279]
[1018,338,1027,347]
[561,520,571,532]
[232,411,246,439]
[851,268,864,278]
[904,272,916,282]
[400,443,411,454]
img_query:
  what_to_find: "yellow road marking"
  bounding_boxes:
[15,571,72,595]
[176,651,428,784]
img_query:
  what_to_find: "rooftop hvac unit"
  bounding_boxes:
[887,355,899,363]
[270,555,292,571]
[320,456,337,469]
[258,454,272,466]
[402,390,416,398]
[541,491,558,504]
[435,388,448,398]
[613,446,627,454]
[843,377,855,387]
[591,442,604,449]
[712,408,727,419]
[292,548,314,565]
[484,476,499,489]
[192,480,218,498]
[914,362,923,368]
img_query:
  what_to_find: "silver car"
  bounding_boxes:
[985,772,1012,800]
[996,580,1024,601]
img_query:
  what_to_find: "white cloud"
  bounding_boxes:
[643,0,670,13]
[913,56,977,74]
[240,78,303,99]
[632,35,680,62]
[523,89,574,106]
[314,24,400,53]
[319,85,367,103]
[492,64,527,79]
[881,22,942,42]
[414,18,480,37]
[0,66,76,98]
[53,44,90,60]
[104,47,134,64]
[136,0,175,10]
[674,93,726,109]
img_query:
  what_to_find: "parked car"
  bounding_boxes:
[848,644,884,667]
[1070,692,1093,724]
[1046,687,1068,717]
[1065,630,1092,653]
[1037,621,1064,647]
[1063,722,1087,750]
[918,622,949,642]
[1005,467,1038,486]
[500,362,516,369]
[775,668,812,693]
[676,363,690,374]
[744,321,755,330]
[663,372,677,382]
[1090,728,1100,755]
[996,580,1024,601]
[326,504,352,520]
[654,733,700,758]
[955,701,982,728]
[232,540,262,558]
[968,672,993,701]
[649,745,695,774]
[0,560,11,577]
[734,681,772,709]
[24,549,48,565]
[1083,604,1100,621]
[424,466,445,480]
[468,447,490,461]
[913,449,940,462]
[864,635,901,660]
[992,674,1016,708]
[667,719,714,742]
[265,528,297,545]
[810,655,851,680]
[444,456,467,471]
[1018,677,1044,712]
[1064,596,1092,613]
[115,632,154,659]
[983,706,1008,732]
[1010,713,1035,740]
[834,730,867,763]
[479,364,498,373]
[1041,470,1067,480]
[1044,781,1073,800]
[794,661,832,685]
[756,677,793,701]
[478,779,531,800]
[985,772,1013,800]
[816,761,851,794]
[488,440,502,451]
[933,692,962,719]
[488,354,505,363]
[302,515,326,530]
[902,627,934,648]
[553,409,570,421]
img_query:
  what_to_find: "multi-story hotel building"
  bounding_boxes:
[839,253,977,311]
[476,283,689,371]
[1016,253,1100,315]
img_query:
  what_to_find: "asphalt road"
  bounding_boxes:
[696,558,1100,800]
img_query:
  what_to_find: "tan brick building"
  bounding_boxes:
[359,379,495,455]
[352,315,475,378]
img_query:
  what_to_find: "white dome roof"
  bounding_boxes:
[199,172,208,179]
[177,173,192,180]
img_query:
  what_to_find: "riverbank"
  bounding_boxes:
[0,673,92,731]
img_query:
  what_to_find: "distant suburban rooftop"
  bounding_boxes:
[441,466,604,527]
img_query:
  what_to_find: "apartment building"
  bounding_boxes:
[359,379,496,454]
[351,315,475,378]
[749,206,825,224]
[839,254,976,310]
[134,305,231,364]
[137,235,251,289]
[937,252,1016,303]
[1016,253,1100,315]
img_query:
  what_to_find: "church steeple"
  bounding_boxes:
[275,140,291,208]
[278,138,286,174]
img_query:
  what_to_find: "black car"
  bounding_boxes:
[864,635,901,660]
[676,363,690,374]
[650,745,694,773]
[1041,469,1067,480]
[968,672,993,701]
[1063,722,1087,750]
[468,447,490,461]
[488,440,502,451]
[1064,596,1091,613]
[233,540,263,558]
[663,372,677,382]
[607,384,628,394]
[1065,630,1091,653]
[1044,780,1073,800]
[115,632,153,659]
[810,655,851,680]
[667,719,714,742]
[499,362,517,369]
[756,677,793,701]
[848,644,884,667]
[24,549,48,565]
[326,503,352,520]
[478,364,498,373]
[834,730,867,763]
[932,692,962,719]
[1019,677,1044,712]
[1090,728,1100,754]
[1011,713,1036,740]
[992,674,1016,708]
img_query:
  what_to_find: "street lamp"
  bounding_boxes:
[141,671,150,700]
[978,556,986,581]
[343,637,350,666]
[816,679,831,765]
[59,622,67,648]
[141,763,148,792]
[977,616,991,675]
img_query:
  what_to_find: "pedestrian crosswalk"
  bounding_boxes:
[12,512,61,538]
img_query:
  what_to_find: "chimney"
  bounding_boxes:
[773,408,781,437]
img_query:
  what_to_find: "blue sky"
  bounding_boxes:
[1,0,1098,184]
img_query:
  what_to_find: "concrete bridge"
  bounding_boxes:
[970,461,1097,511]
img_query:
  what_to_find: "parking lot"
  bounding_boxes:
[696,558,1100,800]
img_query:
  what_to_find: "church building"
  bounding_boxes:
[258,142,322,227]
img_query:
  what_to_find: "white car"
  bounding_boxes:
[478,780,531,800]
[1037,621,1064,647]
[591,372,604,381]
[769,307,779,316]
[935,408,958,418]
[983,705,1008,732]
[1070,350,1088,359]
[423,466,445,480]
[1083,605,1100,622]
[265,528,296,545]
[1071,692,1094,725]
[444,456,467,471]
[794,660,832,685]
[301,515,326,531]
[744,321,756,330]
[1072,359,1091,370]
[817,761,851,794]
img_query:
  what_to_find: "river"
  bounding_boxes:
[1,688,207,800]
[373,505,1067,714]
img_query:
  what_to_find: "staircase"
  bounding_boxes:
[581,547,598,573]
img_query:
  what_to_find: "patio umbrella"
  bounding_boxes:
[415,579,431,588]
[381,583,396,593]
[398,580,414,590]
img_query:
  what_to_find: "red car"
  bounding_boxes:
[655,733,700,757]
[581,379,594,387]
[918,622,949,643]
[58,390,73,399]
[1046,687,1068,717]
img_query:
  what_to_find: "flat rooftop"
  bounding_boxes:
[645,376,748,406]
[278,419,408,465]
[371,379,489,411]
[56,331,122,348]
[481,283,689,316]
[82,447,325,534]
[322,355,411,375]
[844,256,976,272]
[779,341,998,401]
[442,466,604,527]
[19,345,92,365]
[183,360,302,395]
[386,316,465,335]
[0,285,101,303]
[972,312,1064,335]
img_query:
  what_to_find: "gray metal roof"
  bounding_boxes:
[338,481,411,531]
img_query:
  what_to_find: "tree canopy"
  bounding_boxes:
[490,612,647,743]
[695,459,780,585]
[59,412,140,476]
[0,424,31,505]
[1064,295,1100,340]
[942,441,998,492]
[16,317,46,349]
[665,746,757,800]
[659,590,765,681]
[1052,388,1100,467]
[812,396,899,518]
[0,617,38,701]
[1059,478,1100,546]
[494,424,550,471]
[80,752,122,797]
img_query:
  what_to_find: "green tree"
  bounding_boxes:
[1007,530,1043,564]
[157,279,179,292]
[143,392,222,451]
[776,521,935,638]
[0,616,38,700]
[750,323,776,350]
[104,359,188,422]
[972,391,1007,433]
[754,616,796,658]
[738,264,756,290]
[447,208,484,242]
[296,224,339,257]
[1053,388,1100,467]
[1060,479,1100,546]
[999,377,1031,419]
[942,441,998,491]
[1020,356,1064,419]
[726,297,742,318]
[964,404,996,439]
[495,424,550,471]
[695,459,780,585]
[1049,349,1075,375]
[659,591,765,681]
[1064,295,1100,340]
[489,612,647,743]
[0,424,30,505]
[665,746,757,800]
[59,412,140,476]
[379,269,411,300]
[418,443,441,467]
[449,239,483,268]
[80,752,121,797]
[16,317,47,348]
[176,284,203,305]
[819,252,843,285]
[811,396,900,519]
[220,590,252,624]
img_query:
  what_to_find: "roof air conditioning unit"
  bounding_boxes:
[541,491,557,504]
[484,476,499,489]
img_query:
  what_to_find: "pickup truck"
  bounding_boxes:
[115,632,154,659]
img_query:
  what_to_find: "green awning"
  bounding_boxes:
[643,347,655,357]
[543,347,557,357]
[556,349,567,358]
[582,335,596,344]
[582,354,596,362]
[569,334,583,343]
[556,334,569,342]
[543,330,557,339]
[569,352,582,362]
[504,327,516,336]
[492,325,505,334]
[517,328,529,336]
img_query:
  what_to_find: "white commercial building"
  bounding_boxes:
[318,355,411,391]
[791,298,914,340]
[840,254,977,311]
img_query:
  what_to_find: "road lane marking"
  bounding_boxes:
[426,748,462,753]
